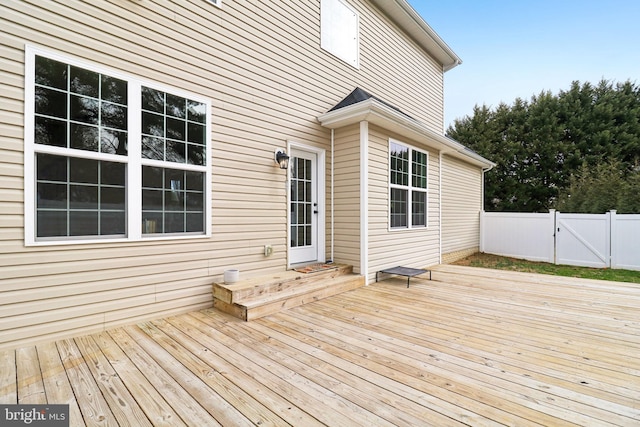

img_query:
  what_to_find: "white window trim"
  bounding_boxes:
[388,138,429,231]
[205,0,222,7]
[24,46,212,246]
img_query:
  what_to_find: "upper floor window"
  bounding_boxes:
[389,140,428,229]
[321,0,359,68]
[25,48,211,245]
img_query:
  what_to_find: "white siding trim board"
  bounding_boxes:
[360,121,369,281]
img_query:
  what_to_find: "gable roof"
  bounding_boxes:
[328,87,410,118]
[319,88,495,169]
[370,0,461,71]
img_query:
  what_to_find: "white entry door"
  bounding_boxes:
[289,147,322,265]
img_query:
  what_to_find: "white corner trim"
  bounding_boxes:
[330,129,335,262]
[360,121,369,282]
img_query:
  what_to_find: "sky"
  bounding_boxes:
[406,1,640,128]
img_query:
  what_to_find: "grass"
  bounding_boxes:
[452,253,640,284]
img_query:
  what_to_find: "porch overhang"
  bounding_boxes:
[317,98,495,169]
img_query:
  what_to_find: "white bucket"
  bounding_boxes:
[224,269,240,284]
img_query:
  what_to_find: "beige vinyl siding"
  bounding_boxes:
[358,2,445,131]
[0,0,450,349]
[367,126,440,282]
[441,154,483,259]
[332,124,361,272]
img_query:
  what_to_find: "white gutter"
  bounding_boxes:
[318,98,495,169]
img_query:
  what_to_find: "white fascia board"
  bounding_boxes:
[318,100,495,169]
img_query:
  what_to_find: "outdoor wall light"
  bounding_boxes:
[274,149,290,169]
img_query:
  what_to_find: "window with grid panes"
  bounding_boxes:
[26,48,210,244]
[389,140,428,229]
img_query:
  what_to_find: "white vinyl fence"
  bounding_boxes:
[480,210,640,271]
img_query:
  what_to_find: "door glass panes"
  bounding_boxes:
[142,166,205,234]
[290,157,313,248]
[34,56,128,155]
[141,87,206,166]
[36,153,126,237]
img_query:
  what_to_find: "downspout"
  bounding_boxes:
[481,169,485,211]
[331,129,335,262]
[438,151,443,264]
[481,164,494,211]
[439,65,445,265]
[480,164,494,254]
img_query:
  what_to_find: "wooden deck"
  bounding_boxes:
[1,265,639,426]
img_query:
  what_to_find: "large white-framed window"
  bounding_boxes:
[389,139,428,229]
[321,0,360,68]
[24,47,212,245]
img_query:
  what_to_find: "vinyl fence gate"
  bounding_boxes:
[480,210,640,271]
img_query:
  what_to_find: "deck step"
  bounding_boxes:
[212,264,364,321]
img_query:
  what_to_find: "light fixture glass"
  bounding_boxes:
[275,149,290,169]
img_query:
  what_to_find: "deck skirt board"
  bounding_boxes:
[3,265,639,426]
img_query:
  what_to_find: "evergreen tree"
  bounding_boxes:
[619,168,640,213]
[557,161,626,213]
[448,79,640,213]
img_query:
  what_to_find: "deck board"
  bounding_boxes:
[36,342,85,426]
[2,265,639,426]
[0,349,17,404]
[16,346,46,404]
[307,288,640,410]
[56,338,117,426]
[87,329,180,426]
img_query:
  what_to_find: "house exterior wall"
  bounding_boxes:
[331,124,362,272]
[367,125,440,282]
[0,0,449,349]
[441,154,483,262]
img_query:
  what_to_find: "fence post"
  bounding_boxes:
[610,209,617,269]
[549,209,557,264]
[479,210,485,253]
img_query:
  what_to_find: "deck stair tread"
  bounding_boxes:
[214,264,352,304]
[212,264,364,321]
